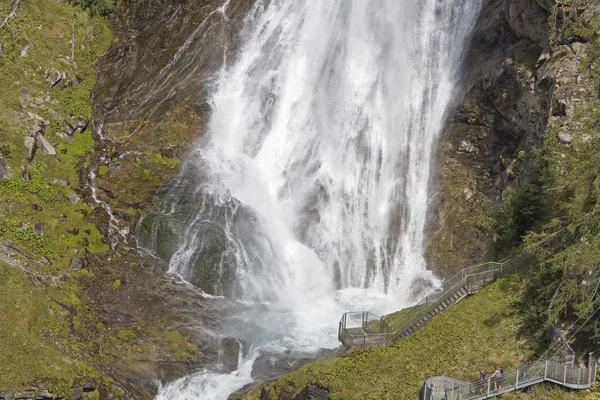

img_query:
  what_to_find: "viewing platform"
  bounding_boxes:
[338,256,531,348]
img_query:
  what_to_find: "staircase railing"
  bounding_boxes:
[422,351,599,399]
[338,254,532,348]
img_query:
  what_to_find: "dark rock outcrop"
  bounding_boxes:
[425,0,598,275]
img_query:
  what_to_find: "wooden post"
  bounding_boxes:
[516,368,519,389]
[487,377,491,396]
[563,365,567,384]
[544,360,548,380]
[577,368,581,386]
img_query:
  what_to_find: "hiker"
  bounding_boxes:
[428,383,434,399]
[478,369,486,394]
[490,365,504,390]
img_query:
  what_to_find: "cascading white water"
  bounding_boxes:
[157,0,481,398]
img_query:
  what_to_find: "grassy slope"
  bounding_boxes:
[0,0,115,394]
[245,276,535,400]
[246,276,600,399]
[0,0,111,268]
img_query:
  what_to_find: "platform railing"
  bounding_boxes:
[423,351,599,399]
[338,255,533,348]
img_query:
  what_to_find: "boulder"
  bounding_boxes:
[0,390,14,399]
[19,95,29,108]
[66,75,83,88]
[51,178,69,186]
[26,112,49,126]
[558,132,572,143]
[33,222,44,236]
[24,136,35,159]
[72,387,83,400]
[70,258,84,271]
[47,108,59,119]
[32,120,44,135]
[76,116,89,133]
[67,191,80,204]
[36,135,57,156]
[62,118,76,135]
[20,44,31,57]
[48,68,62,87]
[55,131,73,142]
[82,384,95,393]
[36,389,53,399]
[0,157,10,179]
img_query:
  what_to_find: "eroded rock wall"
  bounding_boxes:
[426,0,599,276]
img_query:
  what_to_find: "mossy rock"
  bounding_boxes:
[138,213,181,261]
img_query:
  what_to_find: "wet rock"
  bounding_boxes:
[20,44,32,57]
[0,157,10,179]
[37,135,57,156]
[68,191,80,204]
[33,222,44,236]
[21,171,32,182]
[70,258,84,271]
[24,136,36,159]
[82,238,89,246]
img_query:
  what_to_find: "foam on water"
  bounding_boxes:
[155,0,482,398]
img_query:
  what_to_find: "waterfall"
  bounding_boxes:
[154,0,481,398]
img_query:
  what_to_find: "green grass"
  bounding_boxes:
[245,276,535,400]
[0,263,86,394]
[0,0,112,270]
[382,303,430,332]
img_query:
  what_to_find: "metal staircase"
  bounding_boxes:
[338,256,531,348]
[423,351,599,399]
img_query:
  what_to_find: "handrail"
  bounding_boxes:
[423,350,599,399]
[338,255,531,348]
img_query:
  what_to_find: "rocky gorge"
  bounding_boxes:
[1,0,599,399]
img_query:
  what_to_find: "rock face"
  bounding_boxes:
[92,0,258,297]
[425,0,599,274]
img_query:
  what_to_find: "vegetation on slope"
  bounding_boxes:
[507,2,600,348]
[245,277,535,400]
